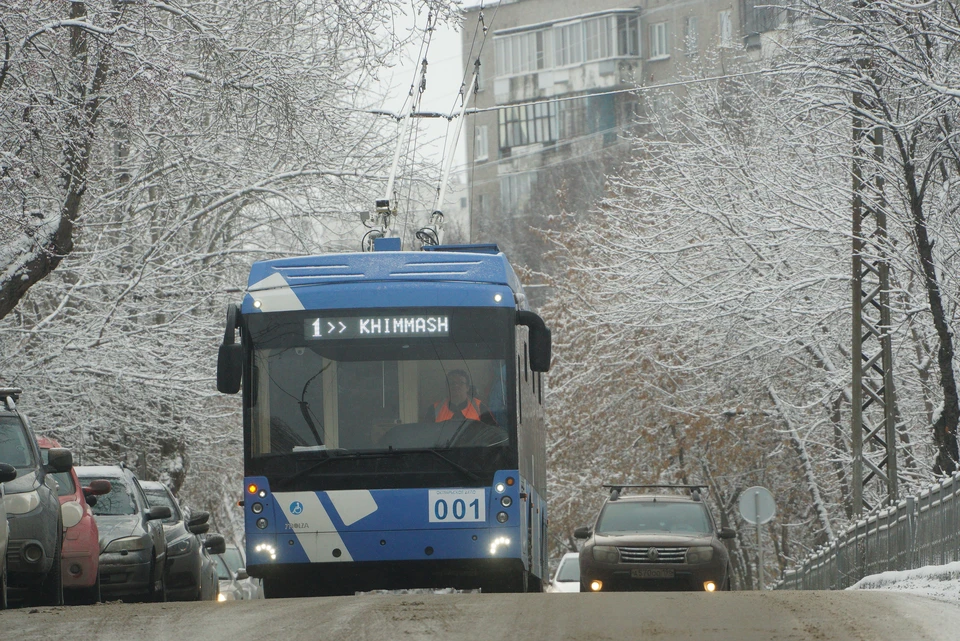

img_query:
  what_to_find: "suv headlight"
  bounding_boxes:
[168,534,195,557]
[592,546,620,563]
[5,490,41,515]
[104,536,148,553]
[686,546,714,564]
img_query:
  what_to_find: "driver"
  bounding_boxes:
[424,369,498,426]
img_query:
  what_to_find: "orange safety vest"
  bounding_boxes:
[433,398,483,422]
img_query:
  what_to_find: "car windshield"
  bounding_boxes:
[597,501,712,535]
[215,555,232,580]
[0,415,36,469]
[556,557,580,582]
[80,475,137,516]
[222,547,244,573]
[247,308,512,456]
[142,487,181,523]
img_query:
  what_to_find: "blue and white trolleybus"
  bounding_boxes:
[216,242,551,596]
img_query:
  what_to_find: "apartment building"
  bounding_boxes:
[461,0,784,304]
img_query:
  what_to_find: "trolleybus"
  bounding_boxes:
[216,242,551,596]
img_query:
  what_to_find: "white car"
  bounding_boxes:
[547,552,581,593]
[216,544,262,601]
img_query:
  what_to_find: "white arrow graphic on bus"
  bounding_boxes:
[338,322,347,333]
[327,322,336,333]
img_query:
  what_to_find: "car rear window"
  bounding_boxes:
[0,416,36,468]
[597,501,712,535]
[79,476,137,515]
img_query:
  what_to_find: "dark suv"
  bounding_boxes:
[75,465,170,601]
[575,485,736,592]
[0,388,73,605]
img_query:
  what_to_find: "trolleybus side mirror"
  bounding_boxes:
[517,310,552,372]
[217,303,243,394]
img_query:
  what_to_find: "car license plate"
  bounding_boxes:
[631,568,675,579]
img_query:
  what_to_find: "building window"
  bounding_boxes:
[474,126,489,162]
[555,22,584,67]
[498,101,557,150]
[495,30,549,77]
[500,172,538,212]
[650,22,669,59]
[683,16,699,55]
[584,16,615,61]
[718,10,733,48]
[617,14,640,56]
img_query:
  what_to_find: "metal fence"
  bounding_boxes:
[775,470,960,590]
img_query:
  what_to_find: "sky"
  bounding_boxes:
[380,5,470,172]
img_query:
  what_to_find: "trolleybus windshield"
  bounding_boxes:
[246,308,513,461]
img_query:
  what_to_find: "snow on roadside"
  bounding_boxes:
[848,562,960,605]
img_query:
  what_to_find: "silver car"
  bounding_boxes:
[216,544,261,601]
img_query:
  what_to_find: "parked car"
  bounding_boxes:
[0,388,72,606]
[35,437,111,604]
[75,465,170,602]
[575,485,736,592]
[0,461,17,609]
[140,480,225,601]
[216,544,262,601]
[547,552,581,593]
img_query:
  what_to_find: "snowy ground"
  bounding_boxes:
[849,561,960,605]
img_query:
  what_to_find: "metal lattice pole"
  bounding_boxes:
[851,92,899,518]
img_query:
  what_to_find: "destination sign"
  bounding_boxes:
[304,315,450,340]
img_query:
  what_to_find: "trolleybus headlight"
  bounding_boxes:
[500,496,512,508]
[255,543,277,560]
[256,517,268,529]
[253,299,262,309]
[489,536,510,555]
[496,511,509,523]
[590,580,603,592]
[704,581,717,592]
[258,490,267,498]
[494,293,502,302]
[495,483,505,494]
[251,502,263,514]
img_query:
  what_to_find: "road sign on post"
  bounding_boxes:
[738,486,776,590]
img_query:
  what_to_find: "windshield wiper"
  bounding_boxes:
[273,450,373,490]
[398,448,484,485]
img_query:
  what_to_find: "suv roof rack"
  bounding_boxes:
[602,484,708,502]
[0,387,22,410]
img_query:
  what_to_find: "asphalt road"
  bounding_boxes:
[1,590,957,641]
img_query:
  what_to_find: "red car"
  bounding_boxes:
[35,437,110,604]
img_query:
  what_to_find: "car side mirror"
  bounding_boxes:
[517,311,552,372]
[0,462,16,483]
[719,527,736,540]
[147,505,172,521]
[204,534,226,555]
[86,495,98,507]
[187,510,210,528]
[235,567,249,581]
[189,522,210,535]
[573,526,591,539]
[45,448,73,473]
[83,479,112,497]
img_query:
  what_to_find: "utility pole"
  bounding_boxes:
[850,87,899,517]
